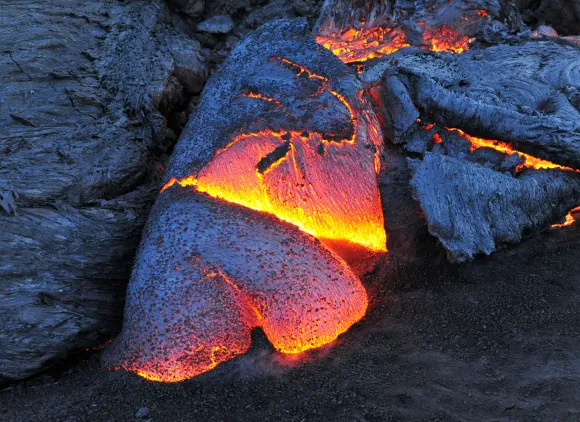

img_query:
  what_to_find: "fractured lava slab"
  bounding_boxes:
[105,18,386,381]
[105,190,368,382]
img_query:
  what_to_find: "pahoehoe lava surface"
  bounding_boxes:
[104,190,368,382]
[105,18,386,381]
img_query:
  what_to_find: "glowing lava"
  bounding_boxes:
[552,206,580,228]
[163,58,386,252]
[316,8,487,63]
[446,128,579,173]
[106,191,370,382]
[125,56,386,382]
[316,26,410,63]
[421,24,474,54]
[316,22,475,62]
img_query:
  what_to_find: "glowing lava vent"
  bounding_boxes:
[104,19,386,382]
[314,0,489,63]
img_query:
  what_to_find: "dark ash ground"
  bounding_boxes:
[2,224,579,421]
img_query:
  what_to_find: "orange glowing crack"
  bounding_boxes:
[242,91,283,108]
[272,56,329,82]
[213,268,263,322]
[162,58,386,253]
[446,128,579,173]
[440,127,580,230]
[551,206,580,228]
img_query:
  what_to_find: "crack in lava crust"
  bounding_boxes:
[430,125,580,229]
[106,54,386,382]
[163,57,386,253]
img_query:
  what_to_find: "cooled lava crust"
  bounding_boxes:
[104,19,387,382]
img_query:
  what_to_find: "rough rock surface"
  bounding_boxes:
[166,0,205,18]
[363,40,580,261]
[197,15,235,34]
[411,153,580,262]
[517,0,580,36]
[0,0,205,380]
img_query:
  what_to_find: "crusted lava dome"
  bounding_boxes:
[104,18,386,382]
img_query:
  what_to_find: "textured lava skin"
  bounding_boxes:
[104,19,386,382]
[104,190,368,382]
[162,18,386,252]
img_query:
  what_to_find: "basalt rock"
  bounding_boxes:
[0,0,206,380]
[517,0,580,36]
[363,40,580,262]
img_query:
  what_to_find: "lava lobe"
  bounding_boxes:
[104,19,385,382]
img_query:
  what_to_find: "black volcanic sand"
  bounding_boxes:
[2,225,580,421]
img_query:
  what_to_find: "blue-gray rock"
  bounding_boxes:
[197,15,234,34]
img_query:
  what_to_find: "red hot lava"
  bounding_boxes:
[112,55,387,382]
[163,57,387,253]
[315,6,488,63]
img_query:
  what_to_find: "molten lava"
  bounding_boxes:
[552,206,580,228]
[163,58,386,252]
[316,26,410,63]
[316,6,487,63]
[421,24,474,54]
[106,190,371,382]
[126,56,387,382]
[446,128,579,173]
[316,22,476,62]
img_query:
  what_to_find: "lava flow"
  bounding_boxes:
[163,57,386,253]
[316,7,487,63]
[127,56,387,381]
[446,128,579,173]
[437,127,580,228]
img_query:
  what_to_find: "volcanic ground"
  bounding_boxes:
[1,222,579,421]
